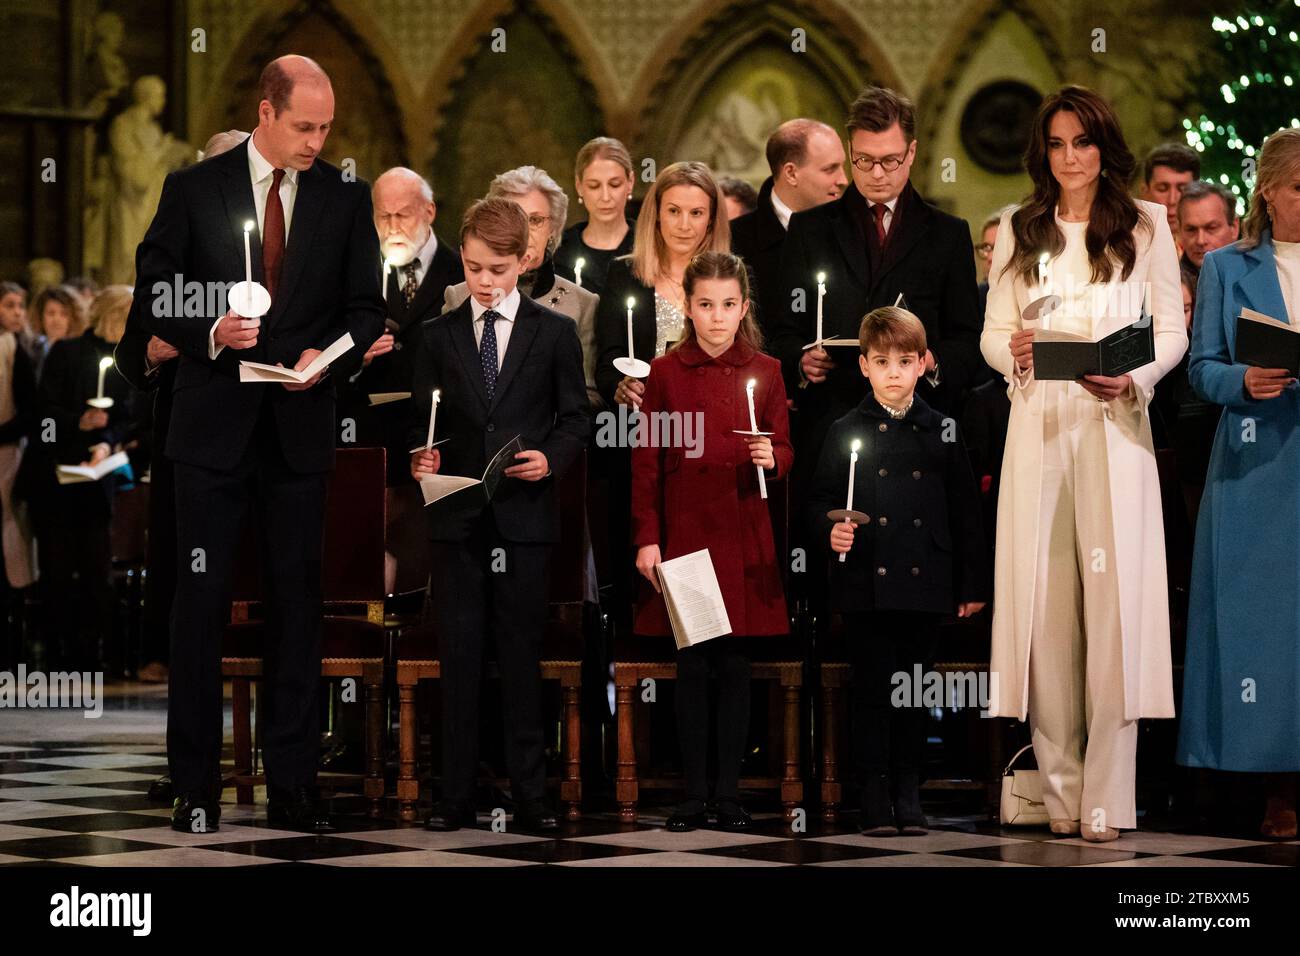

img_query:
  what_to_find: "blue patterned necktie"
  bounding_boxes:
[480,309,500,400]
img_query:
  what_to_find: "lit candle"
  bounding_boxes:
[1037,252,1050,296]
[815,271,826,343]
[243,220,254,287]
[574,257,585,288]
[382,257,392,303]
[626,296,636,360]
[746,378,767,500]
[96,356,113,402]
[424,389,440,450]
[840,438,860,564]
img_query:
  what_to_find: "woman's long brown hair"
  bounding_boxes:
[1002,85,1150,286]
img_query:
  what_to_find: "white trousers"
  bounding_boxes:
[1026,384,1138,831]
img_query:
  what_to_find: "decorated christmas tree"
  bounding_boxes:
[1182,2,1300,214]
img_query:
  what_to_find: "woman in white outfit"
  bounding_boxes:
[980,86,1186,842]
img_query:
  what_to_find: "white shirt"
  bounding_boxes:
[867,195,899,234]
[1275,239,1300,328]
[770,188,794,231]
[209,133,300,360]
[469,286,521,373]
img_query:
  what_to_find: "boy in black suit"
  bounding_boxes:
[807,306,987,836]
[407,198,589,832]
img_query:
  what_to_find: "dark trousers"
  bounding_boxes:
[675,637,751,804]
[428,517,550,805]
[845,610,940,780]
[141,449,175,664]
[168,406,327,797]
[35,495,113,672]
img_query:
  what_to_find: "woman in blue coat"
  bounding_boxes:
[1178,127,1300,838]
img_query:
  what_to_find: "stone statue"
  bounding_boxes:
[103,76,192,284]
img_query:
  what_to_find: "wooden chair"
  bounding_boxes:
[393,449,589,823]
[614,477,804,823]
[108,480,151,676]
[222,447,388,816]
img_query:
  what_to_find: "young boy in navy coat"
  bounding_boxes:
[807,306,987,835]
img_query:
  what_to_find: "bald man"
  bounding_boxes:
[730,119,847,338]
[132,54,385,835]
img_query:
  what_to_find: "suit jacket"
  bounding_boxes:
[131,137,386,474]
[405,295,590,543]
[729,177,787,337]
[444,254,602,409]
[770,182,982,443]
[343,234,462,484]
[806,394,987,615]
[594,257,659,405]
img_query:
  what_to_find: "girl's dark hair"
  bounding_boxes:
[677,250,762,352]
[1003,85,1150,286]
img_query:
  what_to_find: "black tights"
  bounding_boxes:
[675,638,751,805]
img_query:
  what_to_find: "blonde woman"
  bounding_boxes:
[1178,127,1300,838]
[554,137,636,296]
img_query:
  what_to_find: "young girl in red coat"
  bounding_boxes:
[631,250,793,832]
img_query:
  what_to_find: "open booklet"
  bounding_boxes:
[654,549,732,650]
[1031,313,1155,380]
[56,450,130,485]
[1236,307,1300,375]
[415,434,524,507]
[238,332,355,384]
[368,391,411,406]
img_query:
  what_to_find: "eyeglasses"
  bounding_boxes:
[527,214,553,229]
[850,153,907,173]
[975,243,994,255]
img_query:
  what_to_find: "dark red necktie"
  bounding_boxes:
[263,168,286,301]
[872,202,889,249]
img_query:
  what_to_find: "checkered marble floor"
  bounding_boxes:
[1,743,1297,867]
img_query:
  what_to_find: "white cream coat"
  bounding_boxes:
[979,199,1185,721]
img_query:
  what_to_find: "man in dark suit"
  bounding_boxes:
[342,167,463,484]
[132,55,385,834]
[407,198,589,833]
[771,87,982,437]
[730,118,847,337]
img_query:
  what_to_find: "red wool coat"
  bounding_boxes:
[631,338,793,638]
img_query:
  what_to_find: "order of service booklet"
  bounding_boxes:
[654,549,732,650]
[1236,307,1300,376]
[415,435,524,507]
[1031,314,1155,380]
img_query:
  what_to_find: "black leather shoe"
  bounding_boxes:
[860,773,896,836]
[268,785,335,834]
[171,792,220,833]
[891,772,929,835]
[514,799,559,833]
[424,800,476,831]
[148,775,173,803]
[666,800,709,832]
[715,801,752,832]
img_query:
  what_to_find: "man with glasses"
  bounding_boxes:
[771,85,981,430]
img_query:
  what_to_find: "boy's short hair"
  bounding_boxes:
[859,306,927,356]
[460,197,529,258]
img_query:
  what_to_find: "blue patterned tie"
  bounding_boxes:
[480,309,500,400]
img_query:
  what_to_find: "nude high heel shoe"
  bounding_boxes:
[1080,824,1120,842]
[1049,818,1080,835]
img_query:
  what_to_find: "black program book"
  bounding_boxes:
[1031,316,1155,380]
[1236,307,1300,376]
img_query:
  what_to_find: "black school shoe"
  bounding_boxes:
[667,799,709,832]
[860,773,896,836]
[715,800,752,832]
[171,792,221,833]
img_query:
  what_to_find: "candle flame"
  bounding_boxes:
[243,220,254,233]
[816,271,826,284]
[850,439,861,452]
[99,356,113,370]
[432,388,440,402]
[1038,252,1049,265]
[576,257,586,269]
[626,296,635,309]
[746,378,756,389]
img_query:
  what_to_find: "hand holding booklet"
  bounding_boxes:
[1236,307,1300,375]
[239,332,354,383]
[57,450,130,484]
[654,549,732,650]
[415,435,524,506]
